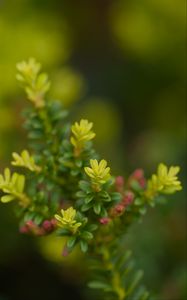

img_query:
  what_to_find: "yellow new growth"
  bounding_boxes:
[70,119,95,155]
[12,150,41,172]
[17,58,41,80]
[145,163,182,199]
[84,159,111,188]
[55,207,82,234]
[16,58,50,108]
[0,168,30,206]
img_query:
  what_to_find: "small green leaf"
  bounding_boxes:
[99,191,111,202]
[93,203,101,215]
[121,260,135,278]
[100,207,108,217]
[51,110,68,122]
[67,236,77,249]
[102,195,111,202]
[130,180,142,192]
[34,214,43,225]
[111,192,122,202]
[71,169,79,176]
[76,191,86,198]
[116,250,132,270]
[81,203,92,212]
[103,177,115,188]
[126,270,144,296]
[87,224,98,232]
[75,160,83,168]
[24,211,36,222]
[88,281,112,291]
[79,180,91,192]
[56,228,70,236]
[80,240,88,252]
[99,191,109,198]
[81,231,93,240]
[85,195,94,204]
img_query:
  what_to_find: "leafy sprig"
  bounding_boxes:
[0,168,30,206]
[0,58,182,300]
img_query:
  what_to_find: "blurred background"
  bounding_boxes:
[0,0,186,299]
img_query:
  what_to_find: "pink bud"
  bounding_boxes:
[19,225,29,234]
[50,218,57,227]
[115,176,125,192]
[26,220,35,228]
[123,191,134,206]
[129,169,146,188]
[25,220,45,236]
[42,220,53,232]
[132,169,144,180]
[139,177,146,188]
[115,204,124,214]
[115,176,124,187]
[109,203,125,217]
[99,217,111,225]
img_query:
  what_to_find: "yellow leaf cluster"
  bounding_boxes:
[145,163,182,199]
[84,159,111,187]
[12,150,41,172]
[55,207,82,234]
[16,58,50,108]
[0,168,29,206]
[70,119,95,155]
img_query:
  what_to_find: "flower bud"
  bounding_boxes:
[99,217,111,225]
[132,169,144,180]
[26,220,35,228]
[123,191,134,206]
[109,203,125,217]
[42,220,53,232]
[129,169,146,188]
[51,218,58,227]
[115,204,125,214]
[25,220,45,236]
[115,176,125,192]
[42,219,57,233]
[19,225,29,234]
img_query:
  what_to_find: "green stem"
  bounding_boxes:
[100,245,126,300]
